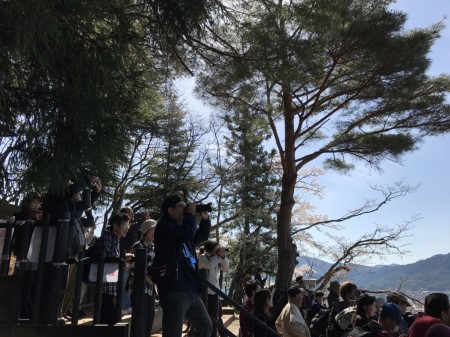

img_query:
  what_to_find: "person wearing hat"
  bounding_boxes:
[327,280,340,308]
[386,291,413,333]
[378,302,408,335]
[130,219,157,337]
[152,195,212,337]
[386,292,411,314]
[345,302,406,337]
[275,287,311,337]
[425,324,450,337]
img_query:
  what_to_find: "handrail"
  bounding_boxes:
[0,218,13,275]
[169,247,280,337]
[31,215,51,323]
[1,217,279,337]
[198,275,280,337]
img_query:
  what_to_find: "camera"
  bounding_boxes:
[195,203,212,213]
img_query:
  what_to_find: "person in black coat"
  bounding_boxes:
[327,280,340,308]
[152,195,212,337]
[12,192,43,319]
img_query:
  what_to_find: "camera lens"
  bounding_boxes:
[195,203,212,213]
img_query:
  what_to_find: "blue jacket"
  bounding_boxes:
[153,213,211,293]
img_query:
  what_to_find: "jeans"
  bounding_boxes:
[160,290,212,337]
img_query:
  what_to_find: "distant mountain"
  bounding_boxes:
[296,253,450,291]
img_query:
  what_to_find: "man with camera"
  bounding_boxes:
[152,195,212,337]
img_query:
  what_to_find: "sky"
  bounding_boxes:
[175,0,450,266]
[312,0,450,265]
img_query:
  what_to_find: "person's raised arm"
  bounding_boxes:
[193,211,211,244]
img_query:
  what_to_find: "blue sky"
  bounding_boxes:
[176,0,450,266]
[313,0,450,265]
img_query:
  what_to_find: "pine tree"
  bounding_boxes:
[0,0,222,197]
[219,105,280,300]
[126,95,212,218]
[194,0,450,289]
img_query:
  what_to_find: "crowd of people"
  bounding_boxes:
[238,276,450,337]
[7,188,220,335]
[6,186,450,337]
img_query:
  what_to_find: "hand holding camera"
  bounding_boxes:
[89,176,102,193]
[195,203,212,220]
[215,246,226,258]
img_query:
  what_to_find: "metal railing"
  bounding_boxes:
[1,218,279,337]
[0,217,126,326]
[191,266,280,337]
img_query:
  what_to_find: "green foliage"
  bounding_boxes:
[0,0,220,197]
[323,158,354,173]
[0,0,156,195]
[148,0,211,41]
[218,105,281,297]
[196,0,450,177]
[123,95,211,218]
[194,0,450,288]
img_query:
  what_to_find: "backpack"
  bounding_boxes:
[335,306,357,330]
[326,300,352,337]
[309,308,331,336]
[67,218,86,258]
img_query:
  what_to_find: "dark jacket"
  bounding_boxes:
[327,291,340,308]
[308,298,327,324]
[253,313,279,337]
[42,179,100,226]
[153,213,211,294]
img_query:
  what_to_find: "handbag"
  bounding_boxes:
[67,219,86,258]
[148,263,177,285]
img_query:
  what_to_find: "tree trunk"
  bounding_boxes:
[228,267,245,303]
[275,172,297,289]
[274,90,298,290]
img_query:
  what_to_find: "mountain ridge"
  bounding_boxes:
[296,252,450,291]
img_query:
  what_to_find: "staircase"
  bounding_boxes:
[137,305,237,336]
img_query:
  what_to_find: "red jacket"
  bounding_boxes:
[408,315,443,337]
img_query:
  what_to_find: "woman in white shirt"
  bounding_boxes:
[198,240,230,337]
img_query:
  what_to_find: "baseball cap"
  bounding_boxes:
[380,302,406,325]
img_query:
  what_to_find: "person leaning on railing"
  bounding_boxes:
[96,212,131,325]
